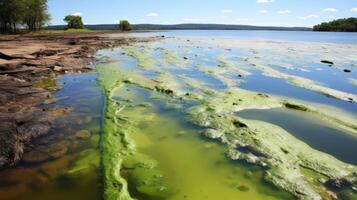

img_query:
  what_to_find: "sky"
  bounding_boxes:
[48,0,357,27]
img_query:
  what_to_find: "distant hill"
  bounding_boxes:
[47,23,312,31]
[313,18,357,32]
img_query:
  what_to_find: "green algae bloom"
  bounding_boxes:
[96,41,357,200]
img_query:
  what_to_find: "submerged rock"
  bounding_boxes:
[74,129,91,140]
[22,141,69,163]
[237,185,250,192]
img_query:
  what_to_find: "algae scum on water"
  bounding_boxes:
[95,36,357,200]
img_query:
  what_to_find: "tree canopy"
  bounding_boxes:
[0,0,50,33]
[119,20,132,31]
[64,15,84,29]
[313,18,357,32]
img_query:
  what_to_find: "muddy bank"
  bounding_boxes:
[0,32,154,168]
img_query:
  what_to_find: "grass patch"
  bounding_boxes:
[31,29,96,35]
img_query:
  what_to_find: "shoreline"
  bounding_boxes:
[0,31,155,168]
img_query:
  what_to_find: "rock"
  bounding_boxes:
[202,129,224,139]
[74,129,91,140]
[284,102,308,112]
[257,93,269,98]
[325,178,352,189]
[22,150,50,163]
[237,185,250,192]
[321,60,334,65]
[232,120,248,128]
[53,66,63,72]
[353,172,357,177]
[68,40,79,45]
[22,141,68,163]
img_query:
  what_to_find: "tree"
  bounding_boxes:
[23,0,50,31]
[0,0,50,33]
[119,20,132,31]
[64,15,84,29]
[313,18,357,32]
[0,0,25,33]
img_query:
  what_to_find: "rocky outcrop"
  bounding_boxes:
[0,32,154,168]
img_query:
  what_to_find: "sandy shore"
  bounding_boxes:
[0,31,154,168]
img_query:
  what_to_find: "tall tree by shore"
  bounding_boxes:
[23,0,50,31]
[0,0,50,33]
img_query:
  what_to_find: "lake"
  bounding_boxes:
[129,30,357,44]
[1,30,356,200]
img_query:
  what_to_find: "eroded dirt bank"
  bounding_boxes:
[0,32,153,168]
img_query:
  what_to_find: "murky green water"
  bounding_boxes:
[108,84,293,200]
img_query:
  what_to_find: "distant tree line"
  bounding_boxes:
[0,0,50,33]
[313,18,357,32]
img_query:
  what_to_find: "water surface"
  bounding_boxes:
[238,108,357,165]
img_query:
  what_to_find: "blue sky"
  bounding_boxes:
[48,0,357,27]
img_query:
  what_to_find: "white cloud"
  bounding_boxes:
[222,9,233,13]
[259,10,268,14]
[72,12,82,16]
[323,8,338,12]
[147,12,159,17]
[299,14,320,20]
[351,8,357,12]
[277,10,291,14]
[257,0,274,3]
